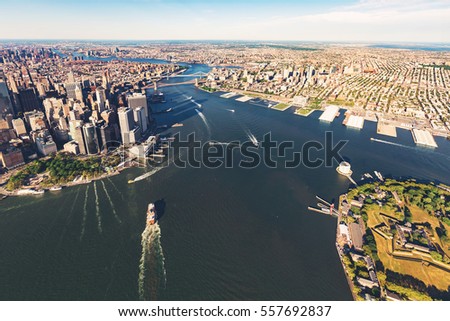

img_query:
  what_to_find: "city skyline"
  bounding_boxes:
[0,0,449,43]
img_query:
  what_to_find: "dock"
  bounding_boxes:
[411,129,438,148]
[344,114,365,129]
[377,122,397,137]
[308,196,339,217]
[220,92,238,99]
[235,95,253,102]
[319,105,340,122]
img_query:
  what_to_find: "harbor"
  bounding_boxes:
[1,62,450,301]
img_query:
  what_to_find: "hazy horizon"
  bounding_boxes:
[0,0,449,43]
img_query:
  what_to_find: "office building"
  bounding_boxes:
[73,125,87,155]
[95,86,107,113]
[82,123,99,154]
[118,107,134,145]
[133,106,147,133]
[63,140,80,155]
[0,81,14,117]
[0,148,25,169]
[35,134,57,156]
[12,118,27,136]
[127,93,148,119]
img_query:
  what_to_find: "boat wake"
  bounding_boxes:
[371,137,450,160]
[130,167,163,184]
[106,177,124,200]
[69,186,82,215]
[80,185,90,241]
[245,129,259,146]
[100,180,122,224]
[370,138,412,149]
[195,109,211,137]
[93,182,103,234]
[138,223,167,300]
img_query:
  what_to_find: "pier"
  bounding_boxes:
[411,128,438,148]
[319,105,340,122]
[308,196,339,217]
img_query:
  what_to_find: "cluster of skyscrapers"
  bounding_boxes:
[0,47,152,171]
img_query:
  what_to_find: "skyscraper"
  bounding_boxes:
[82,123,99,154]
[65,82,83,101]
[127,92,149,119]
[73,125,87,155]
[0,80,14,117]
[117,107,134,146]
[17,88,40,113]
[133,106,147,133]
[95,86,107,113]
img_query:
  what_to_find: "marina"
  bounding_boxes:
[308,196,339,217]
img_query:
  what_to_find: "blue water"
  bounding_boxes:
[0,63,449,300]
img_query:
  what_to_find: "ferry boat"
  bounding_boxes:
[147,203,157,225]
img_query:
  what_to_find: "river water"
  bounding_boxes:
[1,62,449,300]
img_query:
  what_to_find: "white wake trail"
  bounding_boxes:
[101,180,122,224]
[69,186,82,214]
[80,185,90,241]
[106,177,124,200]
[195,109,211,137]
[138,223,167,301]
[93,181,103,234]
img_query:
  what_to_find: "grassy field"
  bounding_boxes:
[366,206,450,291]
[294,108,315,116]
[409,205,450,257]
[271,103,291,111]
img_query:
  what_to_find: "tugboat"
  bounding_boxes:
[147,203,157,225]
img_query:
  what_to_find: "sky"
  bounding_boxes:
[0,0,449,43]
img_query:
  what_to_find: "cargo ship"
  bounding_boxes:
[147,203,157,225]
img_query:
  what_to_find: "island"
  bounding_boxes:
[334,179,450,301]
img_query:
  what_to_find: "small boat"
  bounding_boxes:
[128,179,135,184]
[249,135,259,147]
[147,203,157,225]
[374,171,384,181]
[172,123,183,127]
[49,186,62,191]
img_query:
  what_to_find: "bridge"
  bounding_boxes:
[163,71,208,78]
[144,71,207,88]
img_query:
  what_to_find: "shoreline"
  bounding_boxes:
[0,168,124,197]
